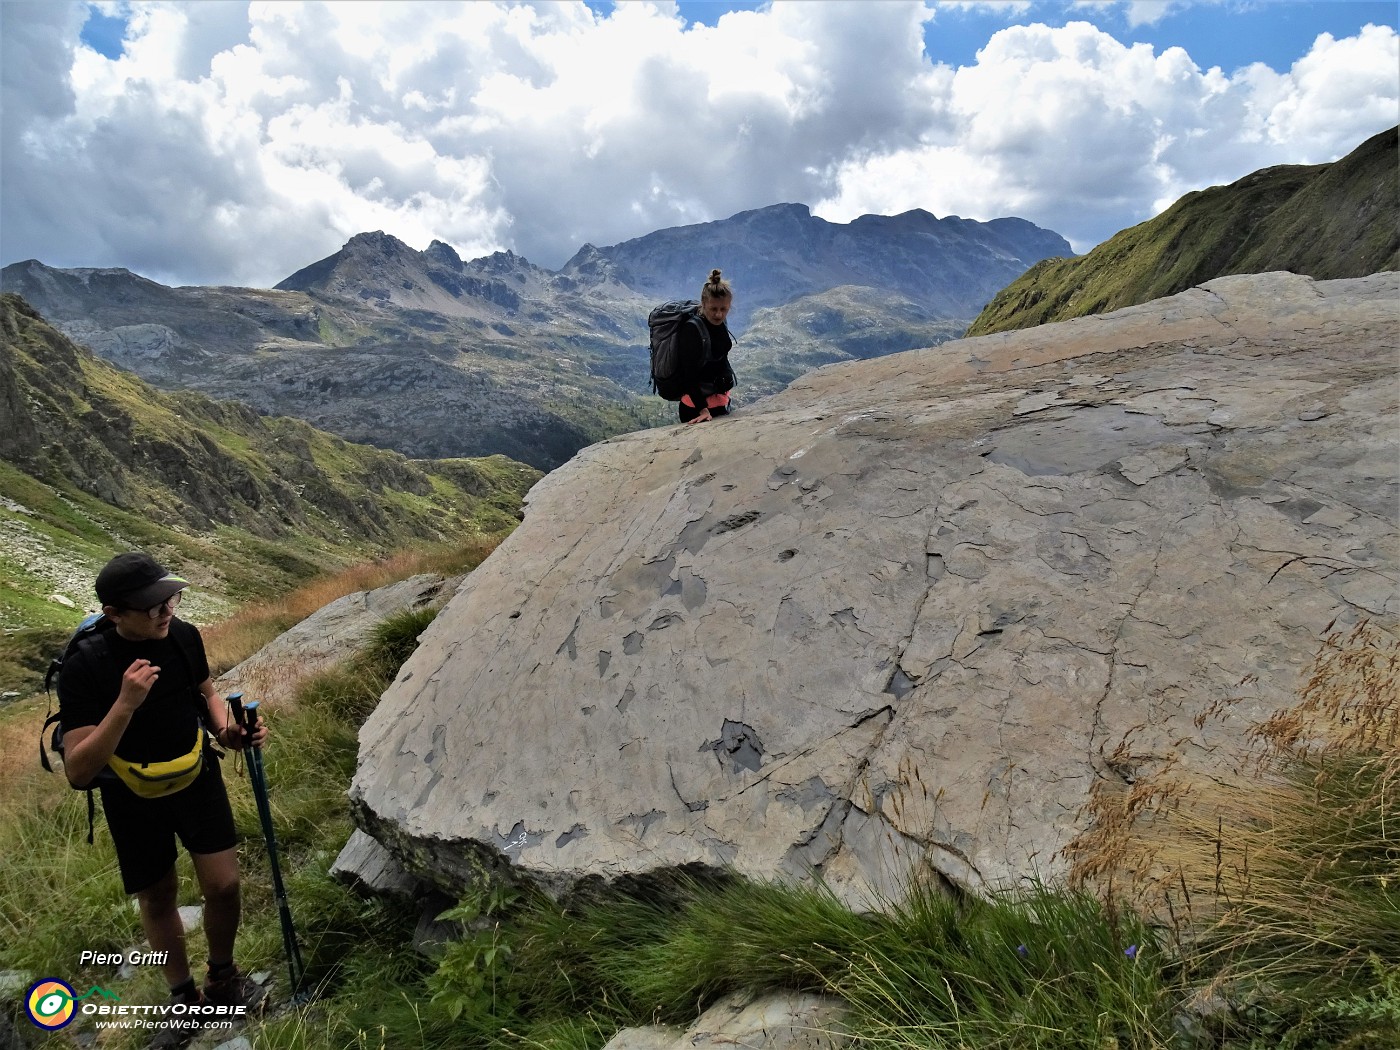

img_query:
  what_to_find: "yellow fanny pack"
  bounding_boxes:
[106,728,205,798]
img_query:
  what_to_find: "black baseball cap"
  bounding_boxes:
[95,552,189,610]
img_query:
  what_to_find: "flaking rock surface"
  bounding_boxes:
[348,272,1399,906]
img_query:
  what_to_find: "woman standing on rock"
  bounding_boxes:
[676,269,737,425]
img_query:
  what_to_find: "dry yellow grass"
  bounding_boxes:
[1062,618,1399,988]
[0,694,49,791]
[202,536,499,674]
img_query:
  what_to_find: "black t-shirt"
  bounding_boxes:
[57,619,211,764]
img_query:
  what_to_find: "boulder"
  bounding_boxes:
[601,990,849,1050]
[330,829,422,899]
[348,272,1399,908]
[217,573,461,707]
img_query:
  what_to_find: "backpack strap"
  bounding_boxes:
[686,308,711,360]
[38,708,101,844]
[39,712,60,775]
[70,624,208,725]
[167,624,210,727]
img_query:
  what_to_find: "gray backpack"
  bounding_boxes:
[648,299,711,400]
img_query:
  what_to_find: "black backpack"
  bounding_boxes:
[648,299,711,401]
[41,614,109,766]
[40,614,119,841]
[40,613,207,842]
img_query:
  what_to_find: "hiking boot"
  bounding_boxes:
[149,1025,199,1050]
[202,964,266,1013]
[149,988,203,1049]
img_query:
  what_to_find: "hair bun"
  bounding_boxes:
[700,268,733,302]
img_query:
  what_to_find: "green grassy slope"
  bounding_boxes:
[966,126,1398,336]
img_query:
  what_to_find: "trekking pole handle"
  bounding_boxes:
[227,691,263,743]
[228,691,248,729]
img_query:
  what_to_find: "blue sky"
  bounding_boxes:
[1099,2,1397,72]
[76,3,126,56]
[665,1,1400,72]
[4,1,1396,288]
[75,3,1400,77]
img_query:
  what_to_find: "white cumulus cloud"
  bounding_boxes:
[814,18,1400,251]
[0,1,1395,286]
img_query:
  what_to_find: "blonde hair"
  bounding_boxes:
[701,268,733,302]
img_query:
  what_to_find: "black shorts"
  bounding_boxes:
[99,755,238,894]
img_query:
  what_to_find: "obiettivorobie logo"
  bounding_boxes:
[25,977,247,1032]
[24,979,119,1030]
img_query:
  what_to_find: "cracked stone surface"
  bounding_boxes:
[346,272,1399,907]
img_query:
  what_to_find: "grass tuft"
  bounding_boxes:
[1064,619,1400,1047]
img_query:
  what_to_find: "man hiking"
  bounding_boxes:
[57,552,267,1037]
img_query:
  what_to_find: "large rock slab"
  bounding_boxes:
[217,573,461,706]
[349,272,1399,907]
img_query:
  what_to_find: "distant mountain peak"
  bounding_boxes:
[558,242,625,286]
[424,240,463,268]
[469,249,532,273]
[10,259,152,283]
[737,201,812,220]
[562,201,1073,322]
[344,230,413,254]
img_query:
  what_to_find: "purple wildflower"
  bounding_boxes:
[1124,945,1139,960]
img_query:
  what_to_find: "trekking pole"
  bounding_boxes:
[228,692,308,1001]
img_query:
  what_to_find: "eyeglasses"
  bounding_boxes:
[127,592,182,619]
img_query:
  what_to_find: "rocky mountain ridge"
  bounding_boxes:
[556,203,1072,326]
[0,253,649,469]
[7,120,1388,480]
[277,233,577,322]
[2,203,1074,469]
